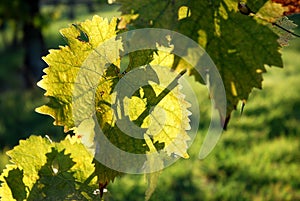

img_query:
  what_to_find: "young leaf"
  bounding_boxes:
[5,136,51,189]
[36,16,118,132]
[0,135,99,200]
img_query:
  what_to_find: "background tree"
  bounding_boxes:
[0,0,46,87]
[22,0,47,88]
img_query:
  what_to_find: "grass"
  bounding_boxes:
[0,3,300,200]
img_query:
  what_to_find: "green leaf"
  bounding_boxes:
[117,0,286,127]
[0,135,99,200]
[36,15,192,185]
[4,168,26,201]
[56,135,95,184]
[6,136,51,189]
[28,148,77,200]
[141,65,191,159]
[36,16,119,132]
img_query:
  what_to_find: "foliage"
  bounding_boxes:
[107,46,300,200]
[273,0,300,15]
[0,135,101,200]
[35,15,192,197]
[117,0,288,127]
[0,0,299,200]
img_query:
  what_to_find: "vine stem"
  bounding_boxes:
[272,22,300,38]
[238,1,300,38]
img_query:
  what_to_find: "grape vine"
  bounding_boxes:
[0,0,298,200]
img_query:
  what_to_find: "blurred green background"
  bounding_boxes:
[0,1,300,200]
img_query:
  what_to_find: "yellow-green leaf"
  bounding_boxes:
[36,16,118,131]
[0,135,98,200]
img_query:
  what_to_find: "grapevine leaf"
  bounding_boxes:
[35,13,194,201]
[0,165,19,201]
[56,134,95,183]
[36,15,132,184]
[4,168,26,201]
[247,2,299,46]
[36,14,193,186]
[112,49,191,200]
[0,135,99,200]
[5,136,51,189]
[116,48,192,158]
[142,66,191,158]
[117,0,180,30]
[117,0,286,128]
[28,148,77,200]
[36,16,119,132]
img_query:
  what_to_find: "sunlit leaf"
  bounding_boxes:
[36,16,118,132]
[118,0,287,128]
[0,135,98,200]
